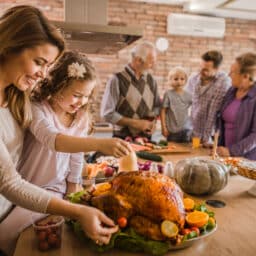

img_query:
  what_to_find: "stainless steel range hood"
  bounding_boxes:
[52,0,143,54]
[52,20,143,55]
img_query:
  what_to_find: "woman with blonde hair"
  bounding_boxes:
[217,52,256,160]
[0,6,120,255]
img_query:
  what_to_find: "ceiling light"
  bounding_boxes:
[155,37,169,52]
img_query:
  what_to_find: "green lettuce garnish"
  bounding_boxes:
[67,190,88,204]
[194,203,215,217]
[68,220,169,256]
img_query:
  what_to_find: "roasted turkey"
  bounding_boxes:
[91,171,185,241]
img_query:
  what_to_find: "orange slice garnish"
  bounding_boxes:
[186,211,209,228]
[183,198,195,211]
[92,183,112,196]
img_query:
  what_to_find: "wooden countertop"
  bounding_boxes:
[14,146,256,256]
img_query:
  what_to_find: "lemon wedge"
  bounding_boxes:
[160,220,179,238]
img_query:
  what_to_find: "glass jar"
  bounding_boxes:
[164,161,174,178]
[118,151,138,172]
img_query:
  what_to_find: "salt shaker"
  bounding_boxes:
[150,162,159,172]
[164,161,175,178]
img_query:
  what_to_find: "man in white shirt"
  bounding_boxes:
[101,41,161,139]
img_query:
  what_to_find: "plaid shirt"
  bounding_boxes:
[186,71,231,142]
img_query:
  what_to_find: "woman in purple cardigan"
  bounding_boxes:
[217,52,256,160]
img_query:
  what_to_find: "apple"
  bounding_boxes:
[142,137,149,143]
[37,231,47,241]
[134,137,145,145]
[104,166,115,177]
[125,136,133,142]
[48,233,59,246]
[38,241,49,251]
[158,165,163,174]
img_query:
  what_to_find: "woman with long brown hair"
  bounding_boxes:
[0,6,120,255]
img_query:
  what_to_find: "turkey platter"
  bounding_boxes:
[91,171,186,241]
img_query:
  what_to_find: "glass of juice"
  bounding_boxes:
[192,137,201,149]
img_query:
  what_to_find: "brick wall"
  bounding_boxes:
[1,0,256,121]
[0,0,64,20]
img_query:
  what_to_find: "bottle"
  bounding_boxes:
[118,151,138,172]
[164,161,174,178]
[150,162,159,172]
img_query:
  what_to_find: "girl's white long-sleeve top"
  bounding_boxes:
[18,102,87,194]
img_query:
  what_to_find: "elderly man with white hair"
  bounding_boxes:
[101,41,161,139]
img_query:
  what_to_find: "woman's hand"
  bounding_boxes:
[216,146,230,157]
[77,205,119,245]
[99,138,132,158]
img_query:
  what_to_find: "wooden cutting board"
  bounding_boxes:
[131,142,192,154]
[149,143,192,154]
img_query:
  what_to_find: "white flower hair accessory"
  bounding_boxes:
[68,62,86,78]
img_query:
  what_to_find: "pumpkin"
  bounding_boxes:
[174,158,229,195]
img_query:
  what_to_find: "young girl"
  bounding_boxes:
[160,67,192,143]
[0,51,129,254]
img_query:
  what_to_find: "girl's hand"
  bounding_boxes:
[100,138,132,158]
[78,205,118,245]
[216,146,230,157]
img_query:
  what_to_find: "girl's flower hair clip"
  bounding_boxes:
[68,62,86,78]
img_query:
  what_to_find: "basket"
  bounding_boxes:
[236,160,256,180]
